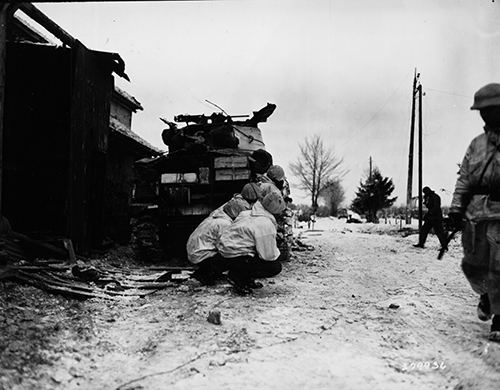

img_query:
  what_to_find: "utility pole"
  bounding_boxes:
[369,156,372,181]
[418,83,423,234]
[0,6,8,221]
[406,69,419,224]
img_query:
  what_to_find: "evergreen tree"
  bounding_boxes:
[351,168,397,223]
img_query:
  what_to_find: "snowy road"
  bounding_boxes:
[2,218,500,390]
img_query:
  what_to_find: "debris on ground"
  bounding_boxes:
[2,258,194,300]
[290,237,315,252]
[0,230,69,264]
[207,310,222,325]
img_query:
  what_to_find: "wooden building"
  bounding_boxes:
[104,88,162,244]
[0,4,161,253]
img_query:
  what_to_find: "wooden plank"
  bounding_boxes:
[214,156,248,169]
[215,169,250,181]
[18,3,76,47]
[33,271,165,297]
[121,272,172,282]
[62,239,77,264]
[18,270,92,291]
[13,273,118,300]
[38,270,90,288]
[68,40,89,253]
[17,270,155,298]
[9,231,68,259]
[142,266,195,271]
[14,266,68,273]
[0,4,18,219]
[135,282,176,290]
[0,237,25,260]
[68,43,113,252]
[0,6,10,219]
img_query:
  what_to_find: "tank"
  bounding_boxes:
[131,103,276,263]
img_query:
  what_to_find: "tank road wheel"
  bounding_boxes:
[131,212,164,263]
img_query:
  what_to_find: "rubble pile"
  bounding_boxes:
[1,259,193,300]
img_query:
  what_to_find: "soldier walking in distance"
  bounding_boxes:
[413,186,447,249]
[448,83,500,342]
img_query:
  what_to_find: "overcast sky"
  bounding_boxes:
[31,0,500,206]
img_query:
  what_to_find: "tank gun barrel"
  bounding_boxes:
[174,113,249,125]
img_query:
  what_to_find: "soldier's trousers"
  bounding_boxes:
[419,218,447,247]
[461,221,500,314]
[224,256,282,280]
[196,255,282,282]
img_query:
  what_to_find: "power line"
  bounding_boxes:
[425,87,469,99]
[340,71,412,153]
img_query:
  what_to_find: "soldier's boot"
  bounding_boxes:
[226,271,253,296]
[191,269,217,286]
[246,280,263,289]
[489,315,500,342]
[478,293,492,322]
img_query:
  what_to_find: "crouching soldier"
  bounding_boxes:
[449,83,500,341]
[187,183,261,285]
[258,165,293,261]
[217,192,286,295]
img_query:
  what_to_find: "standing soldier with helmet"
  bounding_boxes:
[449,83,500,342]
[413,186,447,249]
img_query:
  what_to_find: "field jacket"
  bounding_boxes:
[257,175,283,199]
[216,201,280,261]
[186,208,232,264]
[450,128,500,222]
[424,191,443,221]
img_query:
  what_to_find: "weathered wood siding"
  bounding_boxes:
[68,41,113,252]
[3,43,71,236]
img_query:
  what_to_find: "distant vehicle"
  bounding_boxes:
[346,211,363,224]
[337,208,349,219]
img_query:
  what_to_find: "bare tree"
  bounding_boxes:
[289,135,345,211]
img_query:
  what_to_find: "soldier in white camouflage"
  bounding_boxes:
[257,165,293,261]
[449,83,500,342]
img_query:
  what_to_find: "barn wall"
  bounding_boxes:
[3,43,71,235]
[102,134,136,243]
[68,41,113,252]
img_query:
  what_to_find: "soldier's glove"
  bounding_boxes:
[448,212,465,230]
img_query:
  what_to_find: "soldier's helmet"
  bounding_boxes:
[223,196,250,220]
[262,192,286,215]
[241,183,262,202]
[471,83,500,110]
[267,165,285,182]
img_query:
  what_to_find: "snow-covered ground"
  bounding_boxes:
[2,218,499,390]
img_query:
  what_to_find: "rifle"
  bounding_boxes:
[437,227,461,260]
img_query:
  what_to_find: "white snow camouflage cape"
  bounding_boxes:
[216,201,280,261]
[451,128,500,222]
